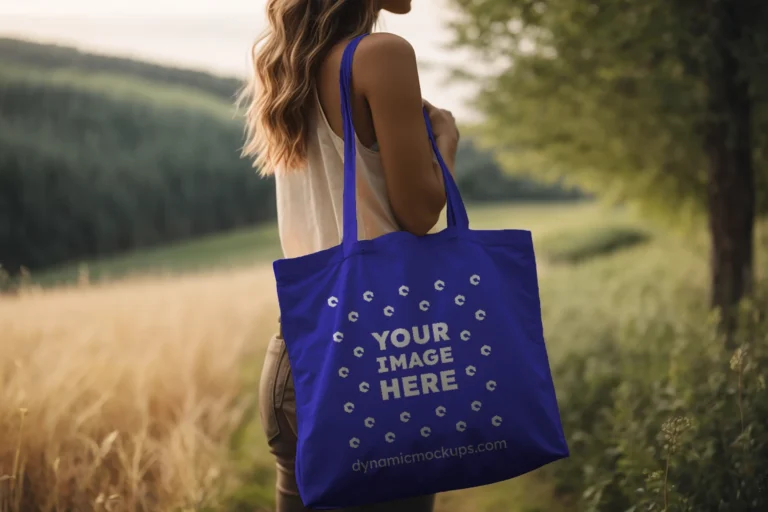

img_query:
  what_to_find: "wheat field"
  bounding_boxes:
[0,265,280,511]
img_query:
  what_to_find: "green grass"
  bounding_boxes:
[462,200,616,233]
[538,223,652,264]
[29,223,282,288]
[29,201,618,288]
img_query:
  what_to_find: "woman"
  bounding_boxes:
[242,1,460,510]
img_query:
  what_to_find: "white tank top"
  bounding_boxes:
[275,92,400,259]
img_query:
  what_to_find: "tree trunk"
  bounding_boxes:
[704,4,756,345]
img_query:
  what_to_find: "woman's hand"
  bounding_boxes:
[423,99,460,144]
[423,99,459,177]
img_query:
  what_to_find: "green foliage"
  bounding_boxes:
[519,213,765,510]
[552,291,768,511]
[447,0,768,221]
[538,223,651,264]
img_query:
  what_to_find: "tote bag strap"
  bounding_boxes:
[339,33,469,249]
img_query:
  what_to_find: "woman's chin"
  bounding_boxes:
[382,0,412,15]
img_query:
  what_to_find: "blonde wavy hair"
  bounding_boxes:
[240,0,379,176]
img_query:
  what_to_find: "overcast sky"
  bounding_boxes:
[0,0,481,121]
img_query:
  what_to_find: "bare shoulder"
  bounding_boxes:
[354,33,419,91]
[357,32,415,59]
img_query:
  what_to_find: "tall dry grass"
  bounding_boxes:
[0,266,279,511]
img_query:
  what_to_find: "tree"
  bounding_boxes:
[448,0,768,339]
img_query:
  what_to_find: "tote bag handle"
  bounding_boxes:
[340,34,470,250]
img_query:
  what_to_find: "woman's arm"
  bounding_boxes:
[356,33,459,236]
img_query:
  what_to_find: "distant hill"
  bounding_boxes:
[0,38,271,274]
[0,37,242,101]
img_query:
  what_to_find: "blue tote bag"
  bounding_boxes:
[273,34,569,509]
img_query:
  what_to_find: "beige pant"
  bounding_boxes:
[259,326,436,512]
